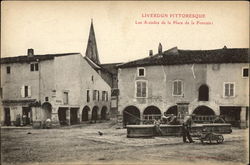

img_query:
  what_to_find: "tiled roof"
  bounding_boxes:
[118,47,249,68]
[0,53,80,64]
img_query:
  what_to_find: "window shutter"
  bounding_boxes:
[225,84,229,96]
[137,82,141,97]
[28,86,32,97]
[230,84,234,96]
[21,86,25,97]
[173,81,177,95]
[142,82,146,97]
[178,81,182,95]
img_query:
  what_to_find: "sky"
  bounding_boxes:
[1,1,249,63]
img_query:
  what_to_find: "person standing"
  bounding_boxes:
[182,115,194,143]
[154,118,163,136]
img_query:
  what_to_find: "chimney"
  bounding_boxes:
[158,43,162,54]
[149,50,153,57]
[27,49,34,57]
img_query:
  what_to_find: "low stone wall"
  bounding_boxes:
[127,123,232,138]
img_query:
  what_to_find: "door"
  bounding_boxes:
[22,107,32,125]
[4,108,11,126]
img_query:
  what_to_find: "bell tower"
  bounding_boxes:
[85,19,100,64]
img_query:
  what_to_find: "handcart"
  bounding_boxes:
[193,131,224,144]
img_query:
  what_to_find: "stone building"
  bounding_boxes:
[117,44,249,128]
[0,48,111,127]
[85,20,121,117]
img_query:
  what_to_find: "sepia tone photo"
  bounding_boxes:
[0,1,249,165]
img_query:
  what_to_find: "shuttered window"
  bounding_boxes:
[87,90,90,102]
[30,63,39,71]
[224,82,234,97]
[63,92,69,104]
[21,85,31,98]
[173,80,183,96]
[136,81,147,98]
[93,90,97,100]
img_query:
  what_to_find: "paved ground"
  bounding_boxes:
[1,121,249,165]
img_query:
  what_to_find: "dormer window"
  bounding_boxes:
[137,67,145,77]
[30,63,39,71]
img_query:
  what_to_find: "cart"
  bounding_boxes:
[194,131,224,144]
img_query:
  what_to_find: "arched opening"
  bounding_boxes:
[41,102,52,120]
[58,107,68,125]
[143,106,162,122]
[91,106,99,122]
[198,84,209,101]
[123,106,140,126]
[193,106,215,115]
[165,105,177,116]
[82,106,90,121]
[192,106,215,123]
[101,106,107,120]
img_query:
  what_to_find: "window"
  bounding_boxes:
[102,91,109,101]
[45,97,49,102]
[21,85,31,98]
[173,80,183,96]
[6,66,11,74]
[242,68,249,78]
[98,91,100,101]
[63,92,69,104]
[102,91,105,101]
[137,67,145,77]
[136,81,147,98]
[87,90,90,102]
[224,82,235,97]
[198,85,209,101]
[93,90,97,100]
[106,92,108,101]
[30,63,39,71]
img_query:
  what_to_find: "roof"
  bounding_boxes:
[0,53,80,64]
[101,63,122,75]
[84,56,113,76]
[118,47,249,68]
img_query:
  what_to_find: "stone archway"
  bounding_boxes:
[193,106,215,115]
[101,106,107,120]
[91,106,99,122]
[143,106,162,121]
[165,105,178,116]
[82,106,90,121]
[123,106,140,126]
[41,102,52,120]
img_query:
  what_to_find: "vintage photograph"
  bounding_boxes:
[1,1,249,165]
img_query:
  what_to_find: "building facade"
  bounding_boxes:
[85,21,120,117]
[0,49,111,127]
[117,45,249,128]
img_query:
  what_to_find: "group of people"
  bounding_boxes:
[153,114,195,143]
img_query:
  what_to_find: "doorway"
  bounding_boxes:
[4,107,11,126]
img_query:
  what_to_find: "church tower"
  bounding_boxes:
[85,20,100,64]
